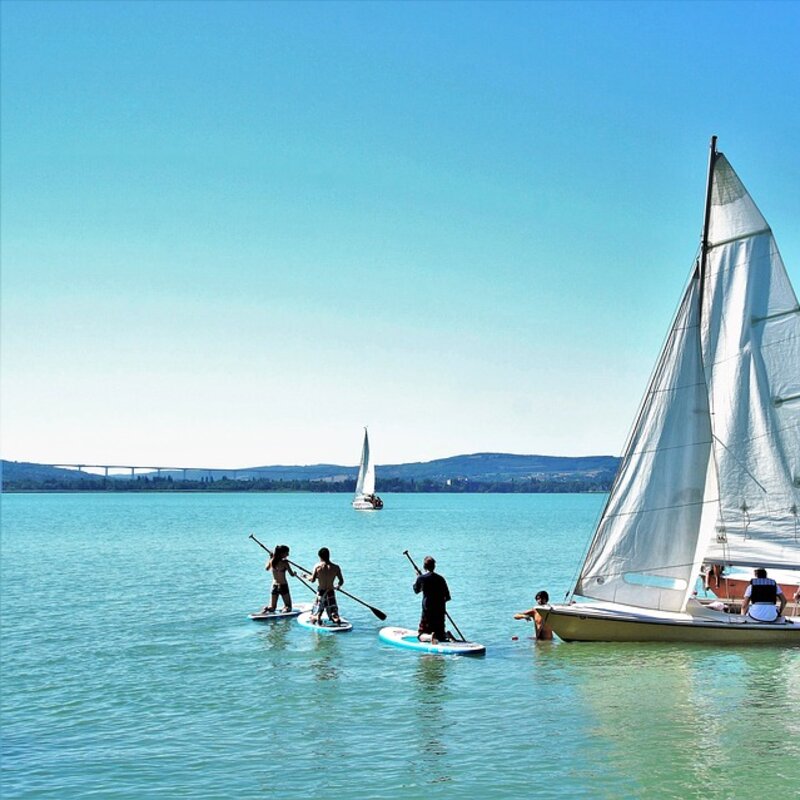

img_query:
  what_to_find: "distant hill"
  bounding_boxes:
[376,453,618,481]
[1,461,103,483]
[2,453,620,491]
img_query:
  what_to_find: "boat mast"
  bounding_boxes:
[698,135,718,318]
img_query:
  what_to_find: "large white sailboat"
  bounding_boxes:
[352,428,383,511]
[542,138,799,644]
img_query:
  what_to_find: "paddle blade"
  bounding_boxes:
[370,607,387,621]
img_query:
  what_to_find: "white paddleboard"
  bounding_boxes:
[379,626,486,655]
[249,602,312,621]
[296,610,353,633]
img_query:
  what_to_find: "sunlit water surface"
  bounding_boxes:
[2,493,798,799]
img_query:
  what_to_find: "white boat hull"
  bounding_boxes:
[541,603,800,645]
[352,496,383,511]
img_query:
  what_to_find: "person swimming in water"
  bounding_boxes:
[513,590,554,640]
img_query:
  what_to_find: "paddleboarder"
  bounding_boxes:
[413,556,453,645]
[307,547,345,625]
[514,590,554,640]
[263,544,296,613]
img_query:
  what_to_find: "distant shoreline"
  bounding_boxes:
[1,487,611,495]
[1,454,618,494]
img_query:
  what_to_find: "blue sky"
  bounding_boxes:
[2,0,799,468]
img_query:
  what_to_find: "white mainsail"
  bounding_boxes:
[700,154,800,570]
[575,147,800,613]
[354,428,375,499]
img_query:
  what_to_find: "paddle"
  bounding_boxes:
[248,533,316,596]
[403,549,467,642]
[249,534,388,621]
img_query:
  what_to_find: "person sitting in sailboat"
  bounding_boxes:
[741,568,787,623]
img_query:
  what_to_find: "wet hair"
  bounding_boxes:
[754,567,767,579]
[423,556,436,571]
[318,547,331,563]
[535,591,549,604]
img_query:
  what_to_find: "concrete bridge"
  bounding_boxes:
[46,464,248,481]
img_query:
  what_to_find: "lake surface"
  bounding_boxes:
[2,493,798,798]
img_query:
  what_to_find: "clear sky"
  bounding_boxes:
[1,0,799,468]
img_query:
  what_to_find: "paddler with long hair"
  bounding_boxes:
[307,547,344,625]
[263,544,296,613]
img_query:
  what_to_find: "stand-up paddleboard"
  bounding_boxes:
[249,602,312,622]
[296,610,353,633]
[379,626,486,655]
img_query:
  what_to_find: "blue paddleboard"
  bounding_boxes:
[249,602,312,622]
[379,626,486,655]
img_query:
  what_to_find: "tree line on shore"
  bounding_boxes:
[3,473,614,493]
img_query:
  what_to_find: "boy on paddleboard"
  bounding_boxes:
[413,556,452,644]
[263,544,296,613]
[308,547,344,625]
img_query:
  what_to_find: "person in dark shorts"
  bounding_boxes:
[308,547,344,625]
[263,544,295,613]
[413,556,452,644]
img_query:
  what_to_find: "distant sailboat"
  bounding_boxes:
[542,138,799,644]
[352,428,383,511]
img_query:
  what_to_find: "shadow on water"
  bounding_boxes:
[411,656,453,785]
[263,620,292,651]
[310,634,341,683]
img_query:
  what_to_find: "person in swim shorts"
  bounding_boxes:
[308,547,344,625]
[263,544,295,613]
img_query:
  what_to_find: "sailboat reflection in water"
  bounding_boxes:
[542,138,799,644]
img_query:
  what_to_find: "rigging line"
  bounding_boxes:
[648,380,707,394]
[705,235,778,269]
[707,227,772,249]
[602,496,719,520]
[581,559,707,582]
[711,434,767,493]
[708,419,800,448]
[626,437,713,457]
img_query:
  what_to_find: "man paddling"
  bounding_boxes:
[413,556,452,645]
[307,547,345,626]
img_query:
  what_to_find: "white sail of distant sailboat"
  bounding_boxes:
[543,138,799,643]
[353,428,383,510]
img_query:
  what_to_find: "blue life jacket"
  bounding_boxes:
[749,577,778,604]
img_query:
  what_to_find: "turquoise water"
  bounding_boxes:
[1,493,798,799]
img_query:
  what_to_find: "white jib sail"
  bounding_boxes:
[575,274,715,612]
[700,155,800,570]
[354,429,375,498]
